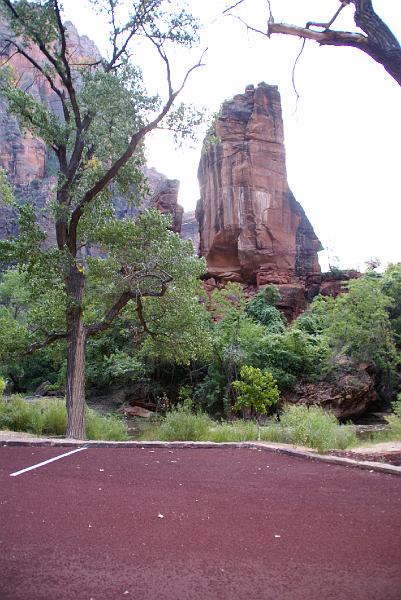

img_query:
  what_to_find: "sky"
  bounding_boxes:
[63,0,401,272]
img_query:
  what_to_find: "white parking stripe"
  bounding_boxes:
[10,447,88,477]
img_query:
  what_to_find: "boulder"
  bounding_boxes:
[282,360,377,420]
[118,405,154,419]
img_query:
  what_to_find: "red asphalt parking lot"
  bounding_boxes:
[1,446,401,600]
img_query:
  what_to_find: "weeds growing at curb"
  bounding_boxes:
[0,395,128,440]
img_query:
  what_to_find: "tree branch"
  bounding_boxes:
[25,330,67,354]
[67,52,205,246]
[1,38,70,125]
[267,1,401,87]
[86,272,173,338]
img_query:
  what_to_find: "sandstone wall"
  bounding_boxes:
[0,22,183,238]
[197,83,324,317]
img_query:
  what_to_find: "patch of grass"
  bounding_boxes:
[41,399,67,435]
[0,395,128,440]
[208,421,258,442]
[86,408,129,441]
[146,405,213,441]
[140,403,358,452]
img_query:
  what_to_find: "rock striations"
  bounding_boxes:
[197,83,324,318]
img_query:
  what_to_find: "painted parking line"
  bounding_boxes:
[10,446,88,477]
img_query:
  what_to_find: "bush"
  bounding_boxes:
[147,404,213,441]
[86,408,129,441]
[0,377,6,396]
[41,399,67,435]
[0,395,128,440]
[233,366,279,416]
[208,421,258,442]
[279,405,344,453]
[0,395,45,434]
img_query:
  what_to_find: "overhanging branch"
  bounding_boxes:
[25,330,67,354]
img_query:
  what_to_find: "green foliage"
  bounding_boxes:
[207,420,259,442]
[245,286,286,332]
[85,408,129,441]
[316,276,397,369]
[0,395,128,440]
[232,366,279,415]
[279,405,357,453]
[0,168,14,205]
[0,377,5,396]
[382,264,401,347]
[146,403,213,441]
[0,395,45,435]
[251,328,330,391]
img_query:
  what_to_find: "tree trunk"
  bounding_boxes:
[65,265,87,439]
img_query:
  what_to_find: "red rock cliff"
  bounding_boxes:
[197,83,322,285]
[0,22,183,235]
[197,83,324,318]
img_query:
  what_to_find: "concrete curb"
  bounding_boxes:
[2,437,401,476]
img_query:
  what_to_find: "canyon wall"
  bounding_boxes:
[0,21,183,238]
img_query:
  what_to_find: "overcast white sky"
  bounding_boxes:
[63,0,401,272]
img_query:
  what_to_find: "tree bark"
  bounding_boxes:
[65,264,86,439]
[267,0,401,88]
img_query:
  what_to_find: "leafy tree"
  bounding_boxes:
[232,365,279,416]
[0,0,204,438]
[319,275,397,369]
[382,263,401,348]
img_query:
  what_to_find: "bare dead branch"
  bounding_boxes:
[267,1,401,86]
[306,1,349,31]
[222,0,247,16]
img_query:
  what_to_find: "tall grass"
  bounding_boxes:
[141,403,357,452]
[145,404,213,441]
[0,395,128,440]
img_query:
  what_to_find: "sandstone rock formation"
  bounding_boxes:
[181,211,200,252]
[0,22,183,239]
[197,83,323,317]
[282,358,377,420]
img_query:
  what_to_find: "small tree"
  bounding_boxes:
[0,0,205,438]
[232,365,279,421]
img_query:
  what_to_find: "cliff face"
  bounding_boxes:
[197,83,324,317]
[197,83,322,284]
[0,22,183,237]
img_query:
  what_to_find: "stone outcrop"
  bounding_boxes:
[181,211,200,252]
[282,358,377,420]
[197,83,323,317]
[0,22,183,238]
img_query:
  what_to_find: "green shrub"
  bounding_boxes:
[279,405,339,453]
[0,395,45,435]
[0,395,128,440]
[149,404,213,441]
[259,423,296,444]
[208,420,258,442]
[233,366,279,416]
[333,425,358,450]
[85,409,129,441]
[0,377,6,396]
[392,395,401,419]
[41,399,67,436]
